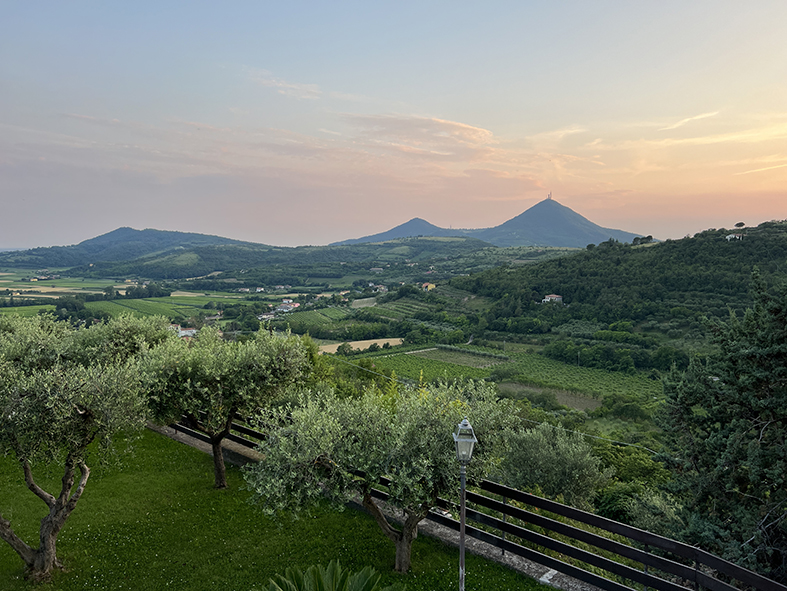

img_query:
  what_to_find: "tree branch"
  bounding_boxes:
[54,458,77,513]
[22,459,56,509]
[402,504,429,540]
[0,513,35,566]
[65,461,91,513]
[362,491,400,543]
[758,420,773,442]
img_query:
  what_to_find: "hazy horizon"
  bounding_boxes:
[0,194,771,252]
[2,2,786,249]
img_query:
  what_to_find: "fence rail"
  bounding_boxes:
[168,420,786,591]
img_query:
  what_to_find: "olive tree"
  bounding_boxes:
[244,381,517,572]
[0,362,147,581]
[496,422,612,510]
[0,314,172,581]
[144,327,311,488]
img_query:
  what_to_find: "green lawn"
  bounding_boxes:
[0,430,546,591]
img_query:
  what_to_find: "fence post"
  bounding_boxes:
[643,543,649,591]
[502,495,507,556]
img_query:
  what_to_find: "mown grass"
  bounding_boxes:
[0,430,546,591]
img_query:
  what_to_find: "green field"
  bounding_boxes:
[85,299,184,318]
[0,304,55,317]
[413,348,506,369]
[319,307,351,320]
[500,352,662,399]
[283,310,335,326]
[0,270,116,294]
[84,295,224,320]
[0,429,546,591]
[361,346,661,402]
[371,352,491,382]
[381,298,432,316]
[360,306,406,320]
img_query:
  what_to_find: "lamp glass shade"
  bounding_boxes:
[453,418,477,464]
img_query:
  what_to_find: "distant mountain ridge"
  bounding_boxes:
[0,199,644,275]
[0,227,255,268]
[0,225,493,279]
[333,198,642,248]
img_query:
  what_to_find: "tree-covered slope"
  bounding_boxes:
[0,227,254,268]
[67,236,493,279]
[454,221,787,324]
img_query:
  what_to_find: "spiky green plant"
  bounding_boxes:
[265,560,404,591]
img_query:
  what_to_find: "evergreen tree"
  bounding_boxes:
[661,273,787,581]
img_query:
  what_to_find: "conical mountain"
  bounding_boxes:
[331,217,460,245]
[474,198,640,247]
[333,198,643,248]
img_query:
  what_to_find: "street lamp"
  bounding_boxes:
[454,418,477,591]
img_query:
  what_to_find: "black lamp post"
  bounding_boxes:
[454,418,477,591]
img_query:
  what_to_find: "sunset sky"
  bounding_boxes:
[2,2,786,249]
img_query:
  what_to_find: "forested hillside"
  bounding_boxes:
[454,221,787,326]
[66,236,493,279]
[0,227,252,268]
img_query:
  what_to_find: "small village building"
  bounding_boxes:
[542,294,563,304]
[169,324,198,338]
[275,302,300,312]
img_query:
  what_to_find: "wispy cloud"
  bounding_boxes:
[63,113,122,126]
[658,111,720,131]
[734,162,787,175]
[247,68,321,100]
[591,121,787,151]
[340,114,497,163]
[345,114,494,145]
[528,126,588,144]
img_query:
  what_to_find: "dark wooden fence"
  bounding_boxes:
[168,418,786,591]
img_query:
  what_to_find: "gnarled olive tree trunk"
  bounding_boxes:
[0,457,90,581]
[362,491,428,573]
[184,412,234,489]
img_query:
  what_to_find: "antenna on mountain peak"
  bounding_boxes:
[547,191,552,200]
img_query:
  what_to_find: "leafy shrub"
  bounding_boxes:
[496,423,612,509]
